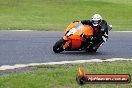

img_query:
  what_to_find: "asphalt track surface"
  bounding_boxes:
[0,30,132,66]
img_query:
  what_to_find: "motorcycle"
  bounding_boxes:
[53,21,112,53]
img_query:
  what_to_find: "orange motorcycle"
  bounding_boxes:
[53,21,98,53]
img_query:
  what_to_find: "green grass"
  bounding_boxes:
[0,60,132,88]
[0,0,131,31]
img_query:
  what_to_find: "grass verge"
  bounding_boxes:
[0,60,132,88]
[0,0,132,31]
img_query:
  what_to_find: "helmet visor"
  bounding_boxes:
[92,20,101,26]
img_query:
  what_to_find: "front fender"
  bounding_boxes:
[63,36,69,41]
[62,36,71,49]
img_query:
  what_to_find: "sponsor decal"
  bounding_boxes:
[76,67,131,85]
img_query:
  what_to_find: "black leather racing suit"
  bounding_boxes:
[81,20,108,51]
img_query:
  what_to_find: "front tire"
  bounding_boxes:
[53,38,66,53]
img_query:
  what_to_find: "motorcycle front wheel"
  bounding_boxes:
[53,38,66,53]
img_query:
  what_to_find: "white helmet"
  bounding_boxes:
[92,14,102,26]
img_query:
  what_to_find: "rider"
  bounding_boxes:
[80,14,109,51]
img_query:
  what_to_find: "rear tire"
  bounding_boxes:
[53,38,66,53]
[85,43,97,52]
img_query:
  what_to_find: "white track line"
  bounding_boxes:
[0,58,132,70]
